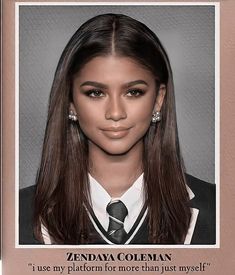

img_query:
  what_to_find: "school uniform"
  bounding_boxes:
[19,174,216,245]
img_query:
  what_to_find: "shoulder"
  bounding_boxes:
[20,185,36,204]
[185,174,216,244]
[19,185,41,244]
[19,185,36,217]
[185,174,215,203]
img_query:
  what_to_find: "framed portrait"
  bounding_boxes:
[1,1,234,274]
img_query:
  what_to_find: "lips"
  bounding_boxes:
[101,126,131,139]
[102,126,130,132]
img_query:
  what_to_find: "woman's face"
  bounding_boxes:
[71,55,165,155]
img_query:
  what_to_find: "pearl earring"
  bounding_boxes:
[152,111,161,123]
[68,110,78,122]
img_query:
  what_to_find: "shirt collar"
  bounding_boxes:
[89,173,144,213]
[89,174,111,216]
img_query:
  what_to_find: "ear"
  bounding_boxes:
[69,102,77,115]
[154,84,166,112]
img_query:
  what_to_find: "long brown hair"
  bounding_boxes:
[34,13,191,244]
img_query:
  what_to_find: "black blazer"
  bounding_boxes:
[19,174,216,245]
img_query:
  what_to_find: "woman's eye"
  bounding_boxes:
[126,89,144,97]
[85,90,104,98]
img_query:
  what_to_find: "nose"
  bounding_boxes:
[105,95,127,121]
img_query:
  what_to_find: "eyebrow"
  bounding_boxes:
[125,80,149,88]
[80,81,108,89]
[80,80,149,89]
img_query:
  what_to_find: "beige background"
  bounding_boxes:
[2,0,235,274]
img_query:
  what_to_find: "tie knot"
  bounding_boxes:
[106,200,128,223]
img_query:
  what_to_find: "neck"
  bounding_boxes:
[88,141,143,197]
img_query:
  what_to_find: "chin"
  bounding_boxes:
[99,139,143,156]
[101,145,133,156]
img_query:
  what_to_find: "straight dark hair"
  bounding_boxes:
[34,13,191,244]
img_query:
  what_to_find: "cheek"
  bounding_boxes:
[74,101,102,125]
[140,109,153,121]
[128,108,153,139]
[75,108,105,142]
[129,100,154,137]
[77,113,98,133]
[137,115,152,134]
[129,99,154,122]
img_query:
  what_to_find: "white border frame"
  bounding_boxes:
[15,2,220,249]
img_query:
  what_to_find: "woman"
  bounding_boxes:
[19,13,215,245]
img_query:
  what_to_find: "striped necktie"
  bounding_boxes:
[106,200,128,244]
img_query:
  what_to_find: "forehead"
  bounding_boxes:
[74,55,155,83]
